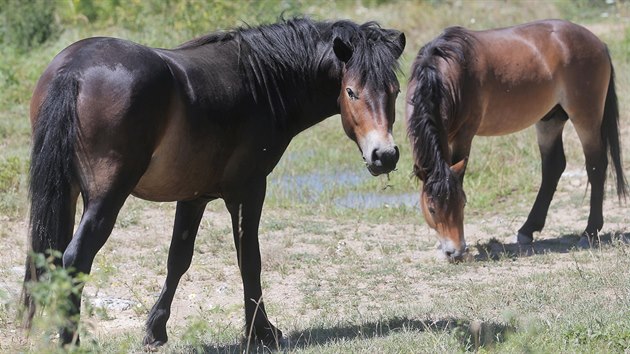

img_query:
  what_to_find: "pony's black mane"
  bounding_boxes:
[407,26,473,205]
[177,17,402,122]
[331,20,403,90]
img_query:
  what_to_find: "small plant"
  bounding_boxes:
[0,0,58,51]
[25,250,91,346]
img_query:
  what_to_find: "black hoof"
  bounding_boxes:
[578,229,601,249]
[246,324,284,349]
[577,233,598,249]
[143,332,167,349]
[59,328,79,346]
[143,340,166,352]
[516,232,533,245]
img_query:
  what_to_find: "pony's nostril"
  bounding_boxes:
[371,149,380,166]
[368,146,398,174]
[378,147,398,170]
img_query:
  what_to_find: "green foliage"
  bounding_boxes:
[0,156,25,194]
[64,0,330,47]
[564,320,630,351]
[0,156,27,216]
[555,0,618,21]
[26,250,89,345]
[0,0,58,51]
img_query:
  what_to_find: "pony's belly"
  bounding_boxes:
[132,172,216,202]
[132,176,211,202]
[476,93,557,136]
[132,151,223,202]
[476,113,542,136]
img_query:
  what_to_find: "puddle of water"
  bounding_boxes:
[334,192,419,209]
[270,170,419,209]
[269,170,366,202]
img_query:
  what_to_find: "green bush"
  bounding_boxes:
[0,156,25,194]
[25,251,90,345]
[0,0,58,51]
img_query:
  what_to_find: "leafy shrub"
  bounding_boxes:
[25,250,90,344]
[0,0,58,51]
[0,156,24,194]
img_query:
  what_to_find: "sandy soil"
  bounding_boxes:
[1,162,628,352]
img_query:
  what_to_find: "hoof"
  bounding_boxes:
[577,234,598,249]
[143,333,167,349]
[59,328,79,346]
[247,325,283,349]
[516,232,533,245]
[143,341,165,352]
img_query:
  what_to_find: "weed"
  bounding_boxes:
[24,251,92,348]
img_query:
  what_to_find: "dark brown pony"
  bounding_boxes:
[406,19,626,261]
[22,18,405,347]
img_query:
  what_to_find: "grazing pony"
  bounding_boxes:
[406,19,626,261]
[22,18,405,346]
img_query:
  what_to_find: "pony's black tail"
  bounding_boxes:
[22,73,79,328]
[601,50,628,201]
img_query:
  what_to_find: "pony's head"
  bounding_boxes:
[418,158,468,262]
[332,22,405,176]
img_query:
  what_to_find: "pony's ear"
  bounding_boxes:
[450,157,468,178]
[391,31,406,59]
[333,37,353,63]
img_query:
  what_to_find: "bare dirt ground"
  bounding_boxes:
[1,163,628,351]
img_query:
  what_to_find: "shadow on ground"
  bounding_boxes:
[474,232,629,261]
[193,317,515,353]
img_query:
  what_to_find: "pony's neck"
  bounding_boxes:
[169,20,344,135]
[237,22,342,132]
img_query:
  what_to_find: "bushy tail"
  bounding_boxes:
[601,50,628,201]
[406,44,461,203]
[22,73,79,328]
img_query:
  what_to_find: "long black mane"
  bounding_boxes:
[178,17,402,123]
[407,26,473,205]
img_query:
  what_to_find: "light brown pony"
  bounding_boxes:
[406,19,627,261]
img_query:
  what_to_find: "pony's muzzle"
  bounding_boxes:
[367,145,399,175]
[441,242,469,263]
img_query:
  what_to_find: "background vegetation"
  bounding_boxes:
[0,0,629,353]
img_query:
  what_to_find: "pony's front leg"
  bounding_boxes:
[225,178,283,348]
[517,118,567,244]
[144,199,209,347]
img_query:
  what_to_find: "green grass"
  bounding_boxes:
[28,239,628,352]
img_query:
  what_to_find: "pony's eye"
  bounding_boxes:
[428,206,436,215]
[346,88,359,100]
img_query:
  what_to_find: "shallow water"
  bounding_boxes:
[334,192,419,209]
[269,170,419,209]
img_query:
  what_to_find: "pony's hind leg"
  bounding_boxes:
[574,125,607,248]
[517,110,568,244]
[22,185,79,329]
[144,198,210,347]
[60,188,131,344]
